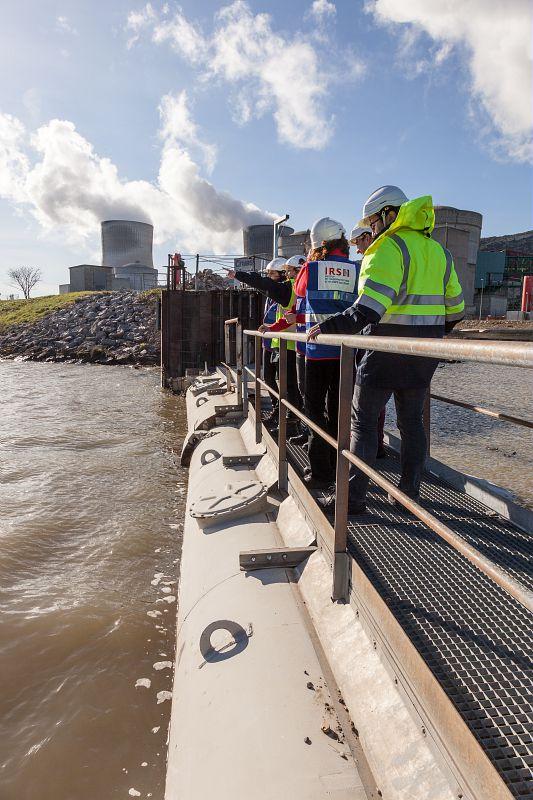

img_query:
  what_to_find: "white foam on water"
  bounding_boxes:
[156,691,172,704]
[155,596,175,605]
[154,547,161,552]
[135,678,151,689]
[160,587,171,594]
[153,661,173,671]
[151,727,160,734]
[146,610,161,618]
[141,762,148,767]
[128,789,141,797]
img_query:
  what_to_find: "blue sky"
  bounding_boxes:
[0,0,531,296]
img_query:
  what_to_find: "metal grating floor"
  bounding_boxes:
[281,431,533,799]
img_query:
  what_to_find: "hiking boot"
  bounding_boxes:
[303,472,334,490]
[317,490,367,515]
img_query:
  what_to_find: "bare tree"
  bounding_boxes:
[8,267,42,300]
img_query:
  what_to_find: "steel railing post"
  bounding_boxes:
[332,344,353,602]
[224,323,230,366]
[254,335,262,444]
[278,338,288,491]
[236,322,243,406]
[237,323,248,416]
[423,385,431,457]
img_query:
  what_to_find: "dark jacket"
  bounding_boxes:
[235,271,293,307]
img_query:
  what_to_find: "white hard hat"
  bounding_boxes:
[359,186,409,226]
[265,257,287,273]
[285,255,306,267]
[310,217,346,248]
[349,225,372,243]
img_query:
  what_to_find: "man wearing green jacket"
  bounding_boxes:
[308,186,464,513]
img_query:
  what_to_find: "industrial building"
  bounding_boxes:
[59,220,159,293]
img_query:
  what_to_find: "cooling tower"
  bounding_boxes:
[243,224,294,260]
[101,220,154,269]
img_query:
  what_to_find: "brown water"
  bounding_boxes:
[386,360,533,508]
[0,361,187,800]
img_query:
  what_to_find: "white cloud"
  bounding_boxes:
[127,1,364,150]
[0,97,274,253]
[308,0,336,21]
[366,0,533,162]
[158,91,217,173]
[56,16,78,36]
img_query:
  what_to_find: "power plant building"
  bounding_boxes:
[59,219,158,293]
[433,207,483,315]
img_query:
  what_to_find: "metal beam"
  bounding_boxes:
[239,547,317,571]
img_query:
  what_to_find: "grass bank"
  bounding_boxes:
[0,292,100,331]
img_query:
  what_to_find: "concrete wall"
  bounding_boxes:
[69,265,113,292]
[279,229,311,258]
[59,284,71,294]
[432,226,474,311]
[433,207,482,315]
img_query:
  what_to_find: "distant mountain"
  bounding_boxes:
[479,230,533,254]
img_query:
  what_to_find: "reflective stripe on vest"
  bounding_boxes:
[305,256,359,359]
[360,234,459,326]
[271,279,297,351]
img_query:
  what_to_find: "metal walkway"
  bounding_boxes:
[283,431,533,799]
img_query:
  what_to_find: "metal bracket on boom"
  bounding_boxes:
[214,404,243,417]
[239,546,317,571]
[222,454,264,468]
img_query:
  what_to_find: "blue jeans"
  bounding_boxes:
[349,384,428,504]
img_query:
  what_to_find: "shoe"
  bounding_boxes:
[262,408,279,425]
[317,491,367,515]
[376,446,387,459]
[289,432,308,446]
[303,473,335,489]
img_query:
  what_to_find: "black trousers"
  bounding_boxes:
[349,384,428,503]
[262,348,278,409]
[304,358,340,479]
[296,353,306,403]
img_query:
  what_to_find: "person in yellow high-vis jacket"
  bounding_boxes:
[308,186,464,513]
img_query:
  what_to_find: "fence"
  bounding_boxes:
[222,320,533,611]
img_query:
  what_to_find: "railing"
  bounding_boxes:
[223,317,243,399]
[234,327,533,612]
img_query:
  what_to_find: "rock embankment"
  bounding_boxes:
[0,292,160,365]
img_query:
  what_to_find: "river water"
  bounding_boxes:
[0,358,531,800]
[0,361,188,800]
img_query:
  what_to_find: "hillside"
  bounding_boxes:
[0,291,160,365]
[479,230,533,254]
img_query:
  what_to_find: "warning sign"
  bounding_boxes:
[317,262,356,293]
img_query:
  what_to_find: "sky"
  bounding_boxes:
[0,0,531,297]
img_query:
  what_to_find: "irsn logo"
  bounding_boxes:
[325,267,350,277]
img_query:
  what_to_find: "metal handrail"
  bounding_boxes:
[431,393,533,429]
[242,328,533,611]
[252,330,533,369]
